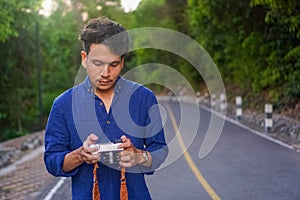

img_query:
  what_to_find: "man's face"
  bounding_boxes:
[81,44,124,94]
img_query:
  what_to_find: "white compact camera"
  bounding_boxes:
[90,140,123,165]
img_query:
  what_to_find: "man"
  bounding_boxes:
[44,17,168,200]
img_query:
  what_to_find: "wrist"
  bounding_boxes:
[138,150,149,165]
[63,147,84,172]
[71,147,84,162]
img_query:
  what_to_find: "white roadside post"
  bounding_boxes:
[211,93,216,109]
[220,93,226,114]
[196,91,201,104]
[236,96,242,120]
[204,92,209,104]
[265,104,273,133]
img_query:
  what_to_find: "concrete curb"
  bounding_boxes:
[0,145,44,176]
[199,104,296,152]
[157,96,298,153]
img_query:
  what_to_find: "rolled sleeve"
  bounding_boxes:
[140,93,169,174]
[44,98,79,177]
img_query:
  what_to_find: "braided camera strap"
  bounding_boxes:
[92,163,128,200]
[120,167,128,200]
[93,163,100,200]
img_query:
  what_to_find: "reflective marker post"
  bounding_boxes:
[211,93,216,109]
[196,91,201,104]
[235,96,242,120]
[220,93,226,114]
[265,104,273,133]
[204,92,209,104]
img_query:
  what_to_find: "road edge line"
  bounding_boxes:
[198,104,295,151]
[43,177,67,200]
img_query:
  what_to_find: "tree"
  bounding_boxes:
[251,0,300,102]
[39,0,132,115]
[187,0,300,107]
[0,0,43,140]
[0,0,131,141]
[126,0,202,91]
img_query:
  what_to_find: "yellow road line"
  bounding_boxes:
[166,104,221,200]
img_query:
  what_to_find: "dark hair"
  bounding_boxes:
[78,17,129,56]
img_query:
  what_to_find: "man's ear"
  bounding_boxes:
[120,56,125,70]
[81,51,87,68]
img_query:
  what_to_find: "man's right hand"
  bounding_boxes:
[62,133,100,172]
[81,133,101,164]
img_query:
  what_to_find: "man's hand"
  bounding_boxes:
[118,135,152,168]
[63,133,100,172]
[81,133,101,164]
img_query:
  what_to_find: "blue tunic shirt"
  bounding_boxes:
[44,76,168,200]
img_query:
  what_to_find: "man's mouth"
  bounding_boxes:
[97,79,112,85]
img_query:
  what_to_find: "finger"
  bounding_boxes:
[81,150,100,163]
[89,156,101,164]
[88,133,99,141]
[82,144,99,153]
[83,134,99,152]
[85,144,100,153]
[119,150,130,157]
[120,135,127,143]
[120,135,131,146]
[120,155,131,162]
[118,150,137,167]
[85,159,99,165]
[81,147,100,158]
[84,133,99,147]
[119,159,135,168]
[119,135,131,149]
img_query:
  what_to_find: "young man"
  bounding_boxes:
[44,17,168,200]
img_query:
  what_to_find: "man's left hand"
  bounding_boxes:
[118,135,150,168]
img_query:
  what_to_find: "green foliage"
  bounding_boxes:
[0,129,28,142]
[0,1,18,42]
[0,0,130,141]
[1,0,300,141]
[188,0,300,106]
[128,0,202,91]
[286,61,300,99]
[132,0,167,27]
[285,45,300,60]
[0,0,44,140]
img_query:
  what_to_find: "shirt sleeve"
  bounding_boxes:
[140,91,169,174]
[44,98,79,177]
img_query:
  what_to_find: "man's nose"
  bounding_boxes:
[100,64,110,76]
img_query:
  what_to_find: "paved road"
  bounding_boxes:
[8,100,299,200]
[146,101,300,200]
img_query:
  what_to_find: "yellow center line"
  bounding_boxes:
[166,104,221,200]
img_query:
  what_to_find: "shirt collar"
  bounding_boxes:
[83,76,93,93]
[114,76,123,94]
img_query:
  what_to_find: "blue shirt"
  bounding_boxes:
[44,76,168,200]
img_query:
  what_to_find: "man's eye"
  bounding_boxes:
[110,62,120,67]
[93,61,104,66]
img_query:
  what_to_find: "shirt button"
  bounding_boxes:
[106,120,111,124]
[99,102,103,106]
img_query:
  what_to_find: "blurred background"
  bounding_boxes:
[0,0,299,141]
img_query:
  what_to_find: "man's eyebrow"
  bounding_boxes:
[91,58,121,63]
[91,59,103,63]
[111,60,121,64]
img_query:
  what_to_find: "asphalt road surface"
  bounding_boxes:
[43,101,300,200]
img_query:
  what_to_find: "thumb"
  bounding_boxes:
[88,133,99,142]
[84,133,99,147]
